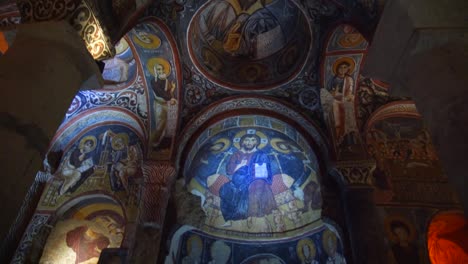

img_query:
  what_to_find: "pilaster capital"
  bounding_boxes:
[334,159,376,186]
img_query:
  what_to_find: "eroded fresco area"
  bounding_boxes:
[166,224,345,264]
[184,115,322,236]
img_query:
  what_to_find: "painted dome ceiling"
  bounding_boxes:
[187,0,312,90]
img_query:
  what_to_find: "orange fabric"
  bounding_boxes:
[428,213,468,264]
[0,32,8,54]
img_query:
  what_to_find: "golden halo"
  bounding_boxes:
[233,129,268,150]
[111,133,129,151]
[186,234,203,255]
[322,229,338,256]
[270,138,291,154]
[132,31,161,49]
[79,136,97,152]
[296,238,316,261]
[147,57,171,77]
[332,57,356,75]
[384,215,417,243]
[209,138,231,154]
[115,38,129,55]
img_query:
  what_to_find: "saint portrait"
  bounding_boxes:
[296,238,319,264]
[385,217,420,264]
[208,240,231,264]
[322,229,346,264]
[182,234,203,264]
[323,56,359,152]
[147,57,177,150]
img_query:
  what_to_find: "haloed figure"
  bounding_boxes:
[151,62,176,148]
[219,133,276,227]
[390,221,420,264]
[66,226,110,264]
[327,59,358,150]
[58,137,96,195]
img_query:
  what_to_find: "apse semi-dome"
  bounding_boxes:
[187,0,312,90]
[184,115,322,236]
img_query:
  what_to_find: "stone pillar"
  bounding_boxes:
[362,0,468,213]
[333,160,388,264]
[127,161,176,264]
[0,171,51,262]
[0,21,102,245]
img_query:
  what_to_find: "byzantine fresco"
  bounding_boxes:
[377,207,440,264]
[64,18,181,161]
[166,224,346,264]
[366,115,445,203]
[384,214,422,264]
[184,115,322,235]
[129,18,181,159]
[187,0,312,89]
[326,24,368,53]
[102,37,137,84]
[40,201,125,264]
[40,125,143,219]
[321,24,367,159]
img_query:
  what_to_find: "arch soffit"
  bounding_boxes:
[49,107,146,154]
[363,100,421,135]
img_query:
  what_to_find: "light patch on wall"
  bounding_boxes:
[40,207,125,264]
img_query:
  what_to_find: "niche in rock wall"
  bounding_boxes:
[184,115,322,237]
[39,196,125,264]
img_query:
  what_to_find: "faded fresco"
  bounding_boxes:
[129,19,181,159]
[384,214,421,264]
[166,225,345,264]
[188,0,312,89]
[321,24,367,159]
[185,116,321,235]
[366,116,444,203]
[40,203,125,264]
